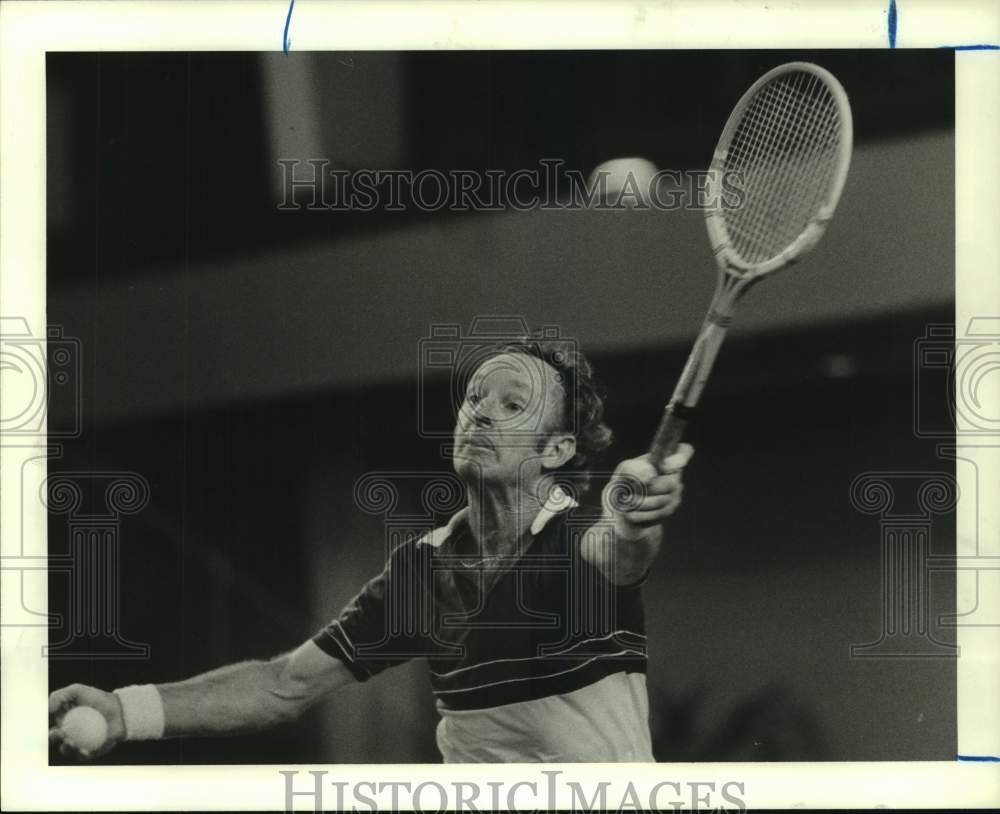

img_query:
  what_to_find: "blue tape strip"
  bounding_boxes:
[957,755,1000,762]
[889,1,998,50]
[283,0,296,54]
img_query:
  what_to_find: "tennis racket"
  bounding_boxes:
[648,61,853,470]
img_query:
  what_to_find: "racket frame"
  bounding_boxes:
[705,61,854,282]
[649,62,853,470]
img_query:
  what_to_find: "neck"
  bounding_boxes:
[465,475,552,557]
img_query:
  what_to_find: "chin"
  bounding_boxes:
[453,454,485,481]
[454,454,512,487]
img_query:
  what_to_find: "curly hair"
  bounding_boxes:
[496,334,613,491]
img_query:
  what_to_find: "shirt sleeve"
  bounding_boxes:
[311,539,431,681]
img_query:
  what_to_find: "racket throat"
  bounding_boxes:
[649,317,732,467]
[671,318,730,408]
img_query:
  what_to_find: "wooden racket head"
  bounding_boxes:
[705,62,854,282]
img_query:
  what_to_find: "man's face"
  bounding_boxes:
[452,352,573,487]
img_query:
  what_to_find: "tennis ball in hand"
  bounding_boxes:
[61,706,109,752]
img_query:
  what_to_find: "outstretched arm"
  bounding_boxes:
[49,640,353,760]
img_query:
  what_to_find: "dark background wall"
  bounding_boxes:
[46,50,956,764]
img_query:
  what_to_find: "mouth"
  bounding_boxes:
[462,435,495,451]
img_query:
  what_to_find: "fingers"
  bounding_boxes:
[624,481,683,510]
[604,445,693,527]
[613,473,683,504]
[620,493,683,526]
[615,445,693,482]
[49,683,87,725]
[57,740,92,761]
[606,445,691,521]
[49,683,114,721]
[626,492,672,512]
[614,456,659,481]
[50,683,118,762]
[647,472,683,494]
[606,479,683,521]
[52,728,96,762]
[660,442,694,474]
[49,685,75,717]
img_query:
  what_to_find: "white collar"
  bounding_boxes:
[420,486,579,547]
[529,486,579,535]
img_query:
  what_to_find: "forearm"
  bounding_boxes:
[155,656,303,738]
[583,517,663,586]
[52,643,352,757]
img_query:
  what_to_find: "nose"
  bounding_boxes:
[462,393,500,429]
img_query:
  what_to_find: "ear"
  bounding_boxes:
[541,434,577,471]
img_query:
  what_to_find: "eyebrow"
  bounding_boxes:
[469,373,534,393]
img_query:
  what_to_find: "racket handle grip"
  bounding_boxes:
[648,403,691,471]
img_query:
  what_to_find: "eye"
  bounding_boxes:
[505,401,524,413]
[466,392,482,406]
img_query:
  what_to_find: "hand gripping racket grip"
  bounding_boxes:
[648,402,694,472]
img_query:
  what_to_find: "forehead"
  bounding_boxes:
[470,352,560,391]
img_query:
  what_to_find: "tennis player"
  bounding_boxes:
[49,338,693,762]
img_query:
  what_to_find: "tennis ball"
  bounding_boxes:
[587,157,658,206]
[61,706,108,752]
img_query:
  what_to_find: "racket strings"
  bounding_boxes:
[724,79,811,255]
[721,69,843,264]
[755,75,829,231]
[730,77,813,246]
[730,73,830,197]
[728,76,807,182]
[750,78,840,249]
[728,86,840,260]
[729,74,838,256]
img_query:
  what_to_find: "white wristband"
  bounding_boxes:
[113,684,165,741]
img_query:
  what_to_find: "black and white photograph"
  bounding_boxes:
[2,1,999,811]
